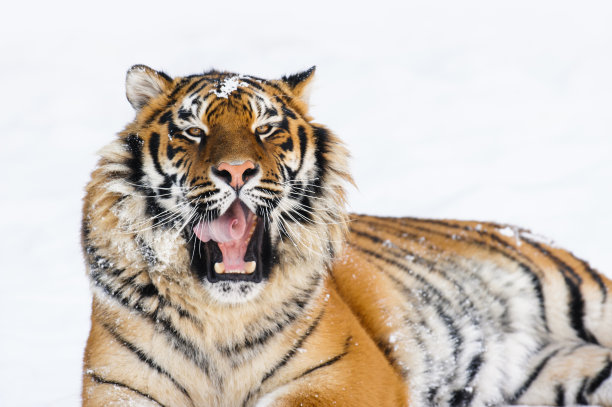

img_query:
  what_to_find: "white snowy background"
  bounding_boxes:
[1,0,610,405]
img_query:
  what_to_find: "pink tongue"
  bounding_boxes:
[193,200,247,243]
[192,200,252,271]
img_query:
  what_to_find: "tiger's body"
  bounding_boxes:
[338,215,612,406]
[81,66,612,407]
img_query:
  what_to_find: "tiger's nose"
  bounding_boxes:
[213,160,258,189]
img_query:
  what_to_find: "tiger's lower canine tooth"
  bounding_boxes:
[244,261,256,274]
[214,262,225,274]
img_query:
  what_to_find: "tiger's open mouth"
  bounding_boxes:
[189,200,267,283]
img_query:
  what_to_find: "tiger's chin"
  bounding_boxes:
[201,279,267,304]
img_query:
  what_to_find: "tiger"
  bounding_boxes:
[81,64,612,407]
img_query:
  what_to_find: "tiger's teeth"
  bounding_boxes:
[244,261,256,274]
[215,262,255,274]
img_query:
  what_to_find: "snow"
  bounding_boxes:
[209,75,248,99]
[498,227,516,238]
[1,0,611,406]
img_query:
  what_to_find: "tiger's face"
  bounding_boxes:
[118,65,350,303]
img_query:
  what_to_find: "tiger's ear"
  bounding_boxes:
[126,65,173,111]
[281,66,316,105]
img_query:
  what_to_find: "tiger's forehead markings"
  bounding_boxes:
[179,93,207,121]
[209,75,249,99]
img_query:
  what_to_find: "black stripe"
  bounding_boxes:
[205,98,225,122]
[427,387,440,405]
[576,377,589,404]
[587,357,612,395]
[281,105,297,119]
[170,133,196,144]
[521,237,582,284]
[524,238,598,344]
[449,388,475,407]
[203,96,217,119]
[149,133,182,217]
[279,136,293,151]
[190,188,221,201]
[510,349,559,402]
[90,266,154,314]
[297,125,308,173]
[253,185,282,195]
[155,295,203,327]
[373,336,408,379]
[100,321,191,400]
[554,383,565,406]
[144,195,168,226]
[191,181,213,189]
[158,110,173,125]
[185,77,205,94]
[90,269,143,311]
[188,79,216,98]
[220,309,300,356]
[295,352,347,380]
[153,313,215,381]
[149,133,167,177]
[264,106,278,117]
[261,309,325,384]
[466,354,483,383]
[311,125,329,196]
[167,143,186,160]
[124,134,145,187]
[576,257,607,302]
[177,108,192,120]
[167,78,186,98]
[125,133,144,156]
[88,372,166,407]
[143,85,179,123]
[158,111,184,142]
[265,81,284,93]
[294,336,351,380]
[240,77,265,91]
[144,108,163,125]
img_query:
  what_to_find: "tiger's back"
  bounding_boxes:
[333,214,612,406]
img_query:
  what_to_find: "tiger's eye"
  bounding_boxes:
[255,124,271,135]
[186,127,204,137]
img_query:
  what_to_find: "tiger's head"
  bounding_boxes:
[92,65,351,304]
